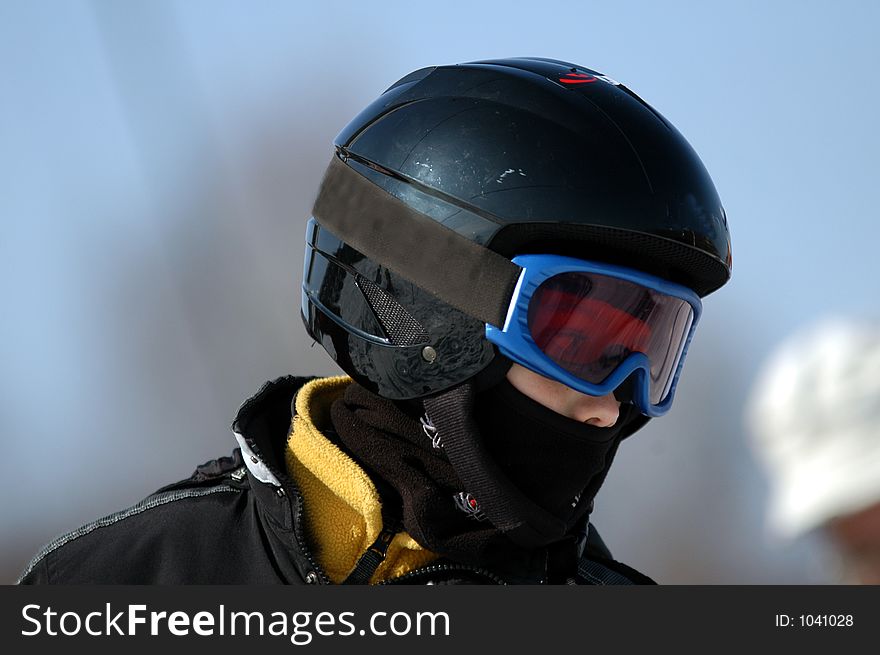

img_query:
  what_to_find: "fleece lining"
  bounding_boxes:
[285,376,437,583]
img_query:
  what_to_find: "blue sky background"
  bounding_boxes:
[2,0,878,583]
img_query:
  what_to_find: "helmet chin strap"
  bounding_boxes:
[423,380,569,549]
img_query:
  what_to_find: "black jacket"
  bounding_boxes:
[18,376,655,585]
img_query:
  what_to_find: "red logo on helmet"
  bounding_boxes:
[559,72,597,85]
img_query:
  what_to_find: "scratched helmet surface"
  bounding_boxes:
[302,57,732,400]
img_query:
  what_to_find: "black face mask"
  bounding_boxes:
[330,377,635,581]
[473,379,629,531]
[421,377,636,553]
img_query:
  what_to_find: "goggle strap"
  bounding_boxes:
[312,153,520,327]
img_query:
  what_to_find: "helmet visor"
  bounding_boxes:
[526,271,694,405]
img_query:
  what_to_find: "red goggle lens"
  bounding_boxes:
[527,272,694,404]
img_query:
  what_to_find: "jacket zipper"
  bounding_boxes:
[381,562,507,585]
[242,435,332,585]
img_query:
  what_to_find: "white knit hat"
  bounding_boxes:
[746,318,880,538]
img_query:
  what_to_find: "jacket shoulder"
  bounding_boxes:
[18,450,248,584]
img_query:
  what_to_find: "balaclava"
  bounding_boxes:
[330,371,638,580]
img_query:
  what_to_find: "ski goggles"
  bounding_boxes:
[485,254,702,417]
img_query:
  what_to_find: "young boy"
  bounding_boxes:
[20,58,731,585]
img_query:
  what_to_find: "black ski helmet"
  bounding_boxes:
[302,57,732,400]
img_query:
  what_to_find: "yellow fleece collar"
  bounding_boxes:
[285,376,437,583]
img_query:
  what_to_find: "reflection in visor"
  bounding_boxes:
[527,272,694,404]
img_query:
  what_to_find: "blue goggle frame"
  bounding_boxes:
[485,254,703,417]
